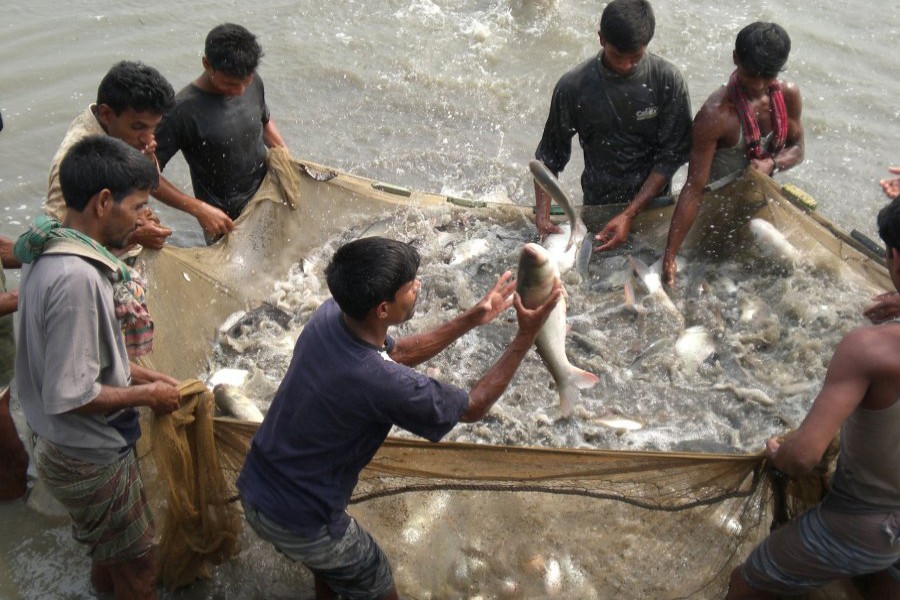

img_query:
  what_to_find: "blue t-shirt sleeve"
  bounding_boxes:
[374,360,468,442]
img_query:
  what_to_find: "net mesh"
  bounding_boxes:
[135,151,881,598]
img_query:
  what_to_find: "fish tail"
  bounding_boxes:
[557,368,600,416]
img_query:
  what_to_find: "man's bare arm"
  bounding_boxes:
[152,175,234,238]
[662,105,725,286]
[765,328,875,476]
[595,170,670,251]
[67,380,180,417]
[0,235,21,269]
[263,118,287,149]
[391,272,516,367]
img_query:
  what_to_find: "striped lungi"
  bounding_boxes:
[34,438,155,565]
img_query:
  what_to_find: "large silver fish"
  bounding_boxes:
[517,242,600,416]
[213,384,264,423]
[529,159,591,274]
[748,218,801,270]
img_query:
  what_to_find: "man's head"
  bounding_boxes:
[59,136,159,248]
[202,23,263,96]
[325,237,421,322]
[95,61,175,153]
[733,22,791,79]
[878,197,900,290]
[599,0,655,75]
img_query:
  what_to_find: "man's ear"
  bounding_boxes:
[202,56,212,72]
[95,104,114,129]
[91,188,114,218]
[732,50,739,67]
[374,300,390,320]
[891,248,900,273]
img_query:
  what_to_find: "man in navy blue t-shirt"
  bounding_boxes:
[238,237,561,600]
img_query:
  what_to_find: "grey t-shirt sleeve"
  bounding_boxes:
[40,270,105,415]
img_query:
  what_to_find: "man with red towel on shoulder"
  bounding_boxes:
[662,22,804,286]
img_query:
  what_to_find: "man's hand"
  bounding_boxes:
[470,271,516,326]
[145,381,181,415]
[863,291,900,324]
[661,255,678,288]
[535,212,563,241]
[514,278,563,339]
[194,203,235,238]
[594,212,633,251]
[128,221,172,250]
[880,167,900,200]
[0,290,18,317]
[750,156,777,175]
[764,436,781,460]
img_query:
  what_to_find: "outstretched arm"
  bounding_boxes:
[152,175,235,239]
[390,271,516,367]
[765,328,875,476]
[462,280,563,422]
[662,105,723,286]
[263,118,286,149]
[594,170,670,251]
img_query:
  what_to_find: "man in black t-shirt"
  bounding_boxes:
[154,23,287,243]
[534,0,691,251]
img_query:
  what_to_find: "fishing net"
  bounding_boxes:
[135,151,885,598]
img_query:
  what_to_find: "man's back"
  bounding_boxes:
[237,298,468,537]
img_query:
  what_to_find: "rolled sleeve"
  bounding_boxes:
[535,82,577,175]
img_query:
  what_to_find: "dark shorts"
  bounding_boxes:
[742,504,900,595]
[242,499,394,600]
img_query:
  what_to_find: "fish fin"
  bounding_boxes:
[558,369,600,417]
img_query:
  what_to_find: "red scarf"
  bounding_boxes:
[727,70,788,160]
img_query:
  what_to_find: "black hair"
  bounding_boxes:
[205,23,264,78]
[600,0,655,52]
[325,237,421,320]
[59,135,159,212]
[878,197,900,253]
[734,22,791,78]
[96,61,175,116]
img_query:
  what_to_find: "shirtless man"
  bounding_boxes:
[662,22,804,286]
[726,197,900,600]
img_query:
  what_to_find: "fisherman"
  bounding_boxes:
[865,166,900,324]
[726,197,900,600]
[153,23,287,244]
[0,230,27,501]
[662,22,804,286]
[15,136,181,599]
[237,236,562,600]
[533,0,691,252]
[0,108,28,501]
[45,60,176,252]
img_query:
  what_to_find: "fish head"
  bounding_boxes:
[516,243,559,296]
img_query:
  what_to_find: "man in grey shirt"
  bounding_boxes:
[15,135,180,599]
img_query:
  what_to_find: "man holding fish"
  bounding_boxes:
[237,237,561,600]
[533,0,691,252]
